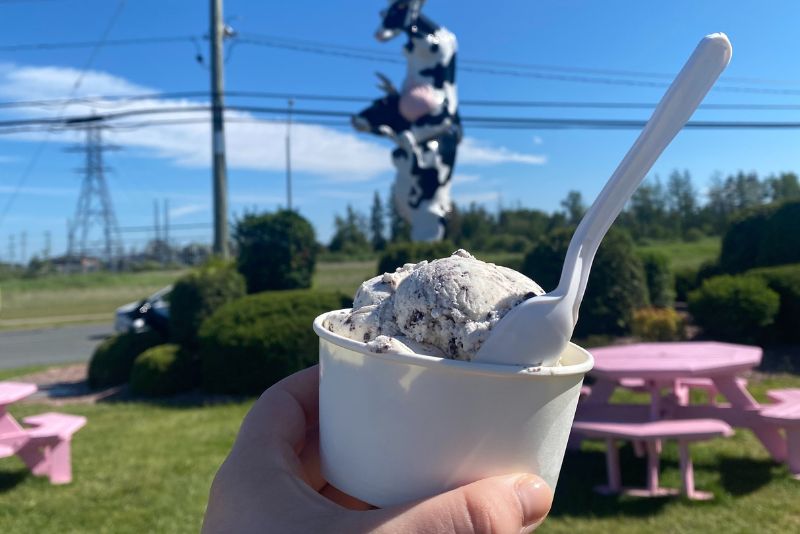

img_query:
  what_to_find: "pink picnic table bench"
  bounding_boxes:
[0,381,86,484]
[572,342,798,498]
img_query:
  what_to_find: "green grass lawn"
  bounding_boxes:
[637,237,721,271]
[0,369,798,532]
[0,270,185,329]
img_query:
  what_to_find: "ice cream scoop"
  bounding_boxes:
[322,250,543,360]
[474,33,733,367]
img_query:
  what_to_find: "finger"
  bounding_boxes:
[235,365,319,453]
[360,474,552,534]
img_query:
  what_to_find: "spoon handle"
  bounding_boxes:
[556,33,732,321]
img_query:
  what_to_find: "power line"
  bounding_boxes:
[0,35,194,52]
[6,106,800,133]
[239,31,800,88]
[237,34,800,96]
[0,0,127,229]
[7,90,800,113]
[6,31,800,94]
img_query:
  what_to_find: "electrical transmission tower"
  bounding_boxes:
[66,118,123,267]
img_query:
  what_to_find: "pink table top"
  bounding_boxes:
[0,382,37,407]
[588,342,762,381]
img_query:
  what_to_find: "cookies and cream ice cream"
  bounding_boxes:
[323,249,544,360]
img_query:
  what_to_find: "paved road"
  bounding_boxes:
[0,323,113,370]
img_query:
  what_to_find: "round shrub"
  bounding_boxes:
[199,290,352,395]
[377,240,455,275]
[88,329,164,389]
[638,250,675,308]
[169,259,246,349]
[746,264,800,342]
[688,275,780,342]
[235,210,317,293]
[632,307,685,342]
[130,344,197,397]
[521,227,648,337]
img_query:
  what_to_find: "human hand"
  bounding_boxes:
[202,366,553,533]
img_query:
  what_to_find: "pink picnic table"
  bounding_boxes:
[0,381,88,484]
[0,381,38,456]
[580,342,788,464]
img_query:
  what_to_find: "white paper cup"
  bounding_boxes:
[313,310,594,507]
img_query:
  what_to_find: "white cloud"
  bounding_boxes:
[0,63,547,182]
[169,203,208,219]
[532,136,543,145]
[459,137,547,166]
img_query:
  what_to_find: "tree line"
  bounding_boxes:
[327,170,800,254]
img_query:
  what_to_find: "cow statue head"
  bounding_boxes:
[375,0,426,41]
[351,72,411,136]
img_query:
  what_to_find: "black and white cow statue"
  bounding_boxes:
[352,0,461,242]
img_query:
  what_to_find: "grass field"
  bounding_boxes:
[637,237,721,271]
[0,270,185,329]
[0,366,798,533]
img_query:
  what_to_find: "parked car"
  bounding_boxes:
[114,286,172,336]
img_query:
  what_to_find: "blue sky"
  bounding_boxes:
[0,0,799,259]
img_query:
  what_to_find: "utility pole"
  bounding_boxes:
[210,0,229,258]
[43,231,51,260]
[8,234,15,264]
[153,199,161,243]
[20,231,27,266]
[163,198,170,265]
[286,98,294,211]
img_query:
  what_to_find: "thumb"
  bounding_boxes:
[367,474,553,534]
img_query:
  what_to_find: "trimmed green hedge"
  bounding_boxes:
[199,290,352,395]
[521,227,648,337]
[130,344,198,397]
[688,275,780,342]
[377,241,456,275]
[746,264,800,342]
[169,259,246,350]
[88,330,164,389]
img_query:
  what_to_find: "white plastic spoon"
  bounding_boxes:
[475,33,732,367]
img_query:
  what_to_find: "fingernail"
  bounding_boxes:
[515,475,553,527]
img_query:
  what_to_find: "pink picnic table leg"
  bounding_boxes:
[713,375,787,462]
[16,441,49,476]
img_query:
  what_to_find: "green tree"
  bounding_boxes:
[369,191,387,251]
[388,190,411,243]
[666,169,698,237]
[624,176,669,239]
[329,205,371,253]
[765,172,800,202]
[560,190,586,225]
